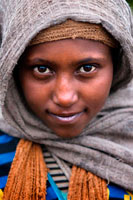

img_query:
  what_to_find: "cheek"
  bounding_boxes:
[81,72,113,112]
[19,75,51,110]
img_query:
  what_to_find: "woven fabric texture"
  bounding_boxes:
[30,20,118,48]
[0,0,133,101]
[0,0,133,191]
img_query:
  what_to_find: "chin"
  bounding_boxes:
[54,129,82,139]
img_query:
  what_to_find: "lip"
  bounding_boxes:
[47,111,85,124]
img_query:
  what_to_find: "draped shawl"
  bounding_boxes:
[0,0,133,191]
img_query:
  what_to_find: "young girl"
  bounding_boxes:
[0,0,133,199]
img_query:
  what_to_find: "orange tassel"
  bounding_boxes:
[3,139,108,200]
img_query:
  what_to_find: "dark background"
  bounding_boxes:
[127,0,133,9]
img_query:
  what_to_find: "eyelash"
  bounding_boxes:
[33,65,52,74]
[31,63,98,77]
[78,64,97,74]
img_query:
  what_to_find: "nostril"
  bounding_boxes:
[84,108,88,113]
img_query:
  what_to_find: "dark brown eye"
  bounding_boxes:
[33,65,51,74]
[79,65,96,73]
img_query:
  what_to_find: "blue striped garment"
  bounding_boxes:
[0,130,133,200]
[0,130,65,200]
[0,130,19,190]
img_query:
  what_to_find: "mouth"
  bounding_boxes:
[47,109,87,124]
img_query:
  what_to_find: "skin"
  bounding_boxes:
[18,39,113,138]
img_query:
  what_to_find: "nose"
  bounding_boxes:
[52,76,78,107]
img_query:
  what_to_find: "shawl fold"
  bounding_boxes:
[0,0,133,192]
[0,81,133,191]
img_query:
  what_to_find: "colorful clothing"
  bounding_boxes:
[0,130,19,190]
[0,131,133,200]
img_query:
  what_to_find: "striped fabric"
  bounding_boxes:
[0,129,69,192]
[0,130,19,190]
[0,131,133,200]
[42,147,69,193]
[0,131,68,200]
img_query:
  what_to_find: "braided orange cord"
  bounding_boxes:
[88,172,108,200]
[37,144,48,200]
[35,144,41,200]
[88,172,96,200]
[72,167,81,200]
[67,165,78,200]
[97,177,102,198]
[73,167,80,200]
[13,141,35,200]
[75,168,86,200]
[3,139,32,200]
[3,139,108,200]
[19,152,30,200]
[3,139,48,200]
[68,166,108,200]
[31,144,36,200]
[22,144,36,200]
[93,175,103,200]
[101,178,108,200]
[82,171,89,200]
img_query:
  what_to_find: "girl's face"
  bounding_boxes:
[18,39,113,138]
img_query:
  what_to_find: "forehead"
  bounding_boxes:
[21,39,111,63]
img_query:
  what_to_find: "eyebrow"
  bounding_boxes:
[75,57,106,65]
[26,56,105,66]
[25,58,55,66]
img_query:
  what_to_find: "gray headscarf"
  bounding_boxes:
[0,0,133,191]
